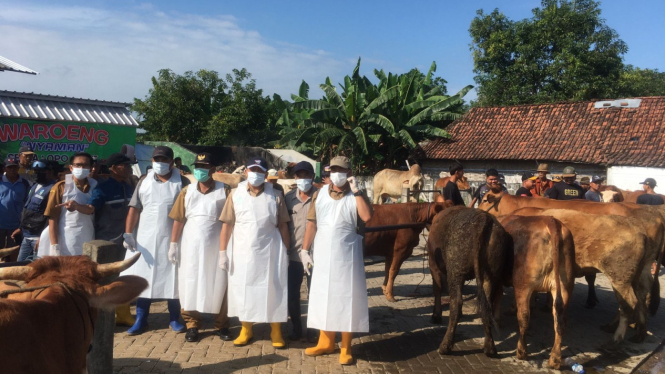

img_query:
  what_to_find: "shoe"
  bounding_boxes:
[217,328,234,341]
[115,303,135,327]
[271,323,286,349]
[127,298,150,336]
[288,329,302,342]
[167,299,186,333]
[305,330,335,356]
[185,328,199,342]
[233,322,254,346]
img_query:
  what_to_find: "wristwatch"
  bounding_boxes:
[353,190,363,197]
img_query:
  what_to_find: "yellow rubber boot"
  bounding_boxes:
[233,322,253,346]
[305,330,335,356]
[115,304,135,327]
[339,332,353,365]
[270,323,286,349]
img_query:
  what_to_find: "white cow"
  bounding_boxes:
[372,164,423,204]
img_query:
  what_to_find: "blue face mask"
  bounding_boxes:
[194,168,210,182]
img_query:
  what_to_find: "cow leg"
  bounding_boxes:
[604,283,638,348]
[585,273,599,309]
[481,279,498,356]
[438,282,462,355]
[515,287,532,361]
[430,269,444,324]
[381,256,393,300]
[372,190,382,204]
[548,285,567,370]
[385,254,408,302]
[630,269,651,343]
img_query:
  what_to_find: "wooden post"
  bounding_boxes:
[401,181,410,203]
[84,240,126,374]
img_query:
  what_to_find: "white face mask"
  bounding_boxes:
[296,178,313,192]
[71,167,90,180]
[152,161,171,176]
[330,172,348,187]
[247,171,265,187]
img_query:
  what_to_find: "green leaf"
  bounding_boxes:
[397,129,417,148]
[363,113,395,134]
[294,100,330,110]
[410,124,450,138]
[310,108,346,122]
[365,85,400,112]
[424,61,437,85]
[320,84,345,110]
[298,80,310,100]
[352,126,368,154]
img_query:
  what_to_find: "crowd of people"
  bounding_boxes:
[440,162,664,206]
[0,145,371,365]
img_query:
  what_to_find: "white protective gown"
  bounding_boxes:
[227,181,288,323]
[38,174,97,257]
[179,181,227,313]
[121,170,182,299]
[307,184,369,332]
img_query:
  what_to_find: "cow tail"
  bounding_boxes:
[474,217,497,333]
[648,224,664,316]
[546,217,565,337]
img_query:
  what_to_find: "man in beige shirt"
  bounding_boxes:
[218,157,291,348]
[284,161,318,342]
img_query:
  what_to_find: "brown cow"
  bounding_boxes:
[0,253,147,374]
[599,185,625,202]
[509,208,652,347]
[364,202,449,301]
[434,176,470,202]
[0,245,19,263]
[186,172,245,188]
[428,206,508,356]
[500,215,575,369]
[372,165,423,204]
[479,193,665,313]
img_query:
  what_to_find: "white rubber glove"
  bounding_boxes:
[168,242,179,265]
[347,176,360,193]
[50,244,61,256]
[218,251,229,271]
[123,233,137,252]
[299,250,314,275]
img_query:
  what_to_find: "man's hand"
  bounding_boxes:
[10,228,21,240]
[50,244,61,256]
[168,242,179,265]
[56,200,79,212]
[299,250,314,275]
[218,251,229,270]
[347,176,360,193]
[123,233,137,252]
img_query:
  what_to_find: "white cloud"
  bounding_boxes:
[0,3,346,103]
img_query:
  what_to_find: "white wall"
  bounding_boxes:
[607,166,665,191]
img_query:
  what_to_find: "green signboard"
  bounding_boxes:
[0,119,136,163]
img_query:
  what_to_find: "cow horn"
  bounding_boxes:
[97,253,142,278]
[0,246,19,258]
[0,265,30,280]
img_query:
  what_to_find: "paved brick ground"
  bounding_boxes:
[113,236,665,374]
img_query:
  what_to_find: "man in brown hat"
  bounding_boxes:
[530,163,554,197]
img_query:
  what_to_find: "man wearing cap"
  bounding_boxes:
[530,164,555,197]
[580,177,591,193]
[174,157,191,175]
[637,178,664,205]
[37,152,97,258]
[218,157,291,348]
[469,168,506,207]
[584,176,605,202]
[515,172,538,197]
[122,146,190,335]
[443,163,465,206]
[301,156,372,365]
[284,161,318,342]
[0,157,31,261]
[267,169,285,194]
[16,160,58,261]
[17,145,37,185]
[321,165,331,185]
[547,166,585,200]
[168,153,233,343]
[66,153,137,325]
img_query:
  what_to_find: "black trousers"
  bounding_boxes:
[287,261,312,333]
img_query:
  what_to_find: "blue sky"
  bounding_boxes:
[1,0,663,103]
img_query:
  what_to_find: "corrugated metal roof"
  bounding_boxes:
[0,55,38,75]
[0,90,138,126]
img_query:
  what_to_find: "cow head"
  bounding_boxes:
[0,246,19,262]
[601,190,619,203]
[0,253,147,309]
[479,191,505,213]
[456,176,471,191]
